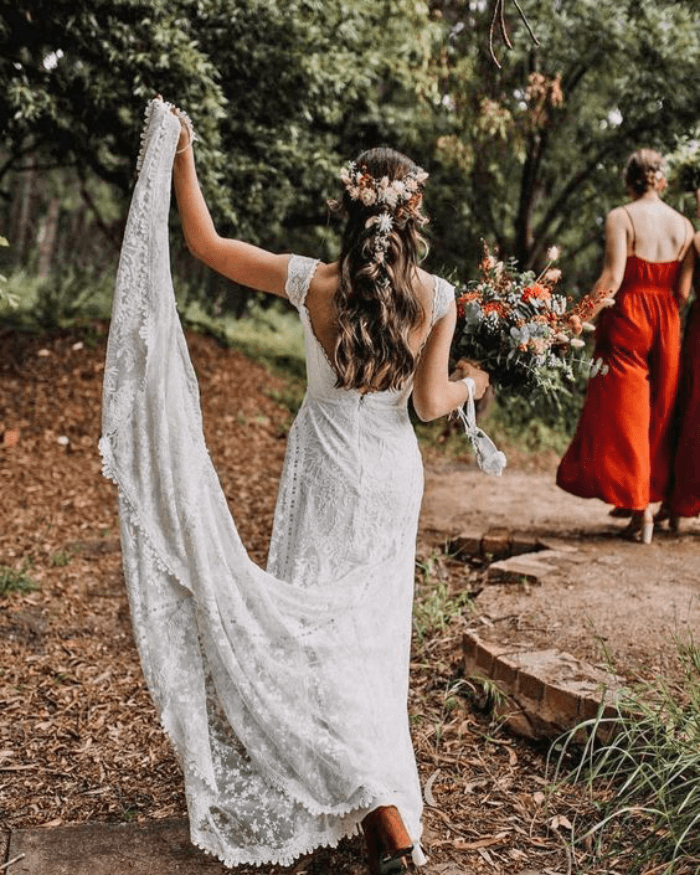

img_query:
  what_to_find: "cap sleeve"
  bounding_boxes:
[431,276,455,325]
[285,254,320,310]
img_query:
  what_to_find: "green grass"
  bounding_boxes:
[0,560,39,596]
[49,550,73,568]
[412,551,473,643]
[549,634,700,874]
[182,298,307,381]
[0,268,116,328]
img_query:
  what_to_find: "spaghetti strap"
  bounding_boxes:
[622,205,636,253]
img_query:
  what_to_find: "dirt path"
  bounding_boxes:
[420,457,700,679]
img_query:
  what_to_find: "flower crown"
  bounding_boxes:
[339,161,429,269]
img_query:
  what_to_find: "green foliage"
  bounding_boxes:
[183,298,307,378]
[4,1,700,317]
[0,1,441,249]
[0,235,17,307]
[666,129,700,193]
[0,267,116,328]
[429,0,700,287]
[0,560,38,596]
[483,379,586,452]
[413,551,472,642]
[1,0,226,192]
[550,635,700,873]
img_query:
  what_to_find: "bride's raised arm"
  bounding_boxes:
[171,114,292,297]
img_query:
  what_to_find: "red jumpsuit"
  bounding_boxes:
[557,250,683,510]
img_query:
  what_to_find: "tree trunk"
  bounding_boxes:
[11,158,37,264]
[37,198,60,278]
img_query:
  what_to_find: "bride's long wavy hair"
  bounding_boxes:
[332,147,429,393]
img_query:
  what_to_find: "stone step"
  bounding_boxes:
[463,631,626,741]
[448,527,541,562]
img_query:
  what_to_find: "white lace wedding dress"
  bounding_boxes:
[100,100,453,869]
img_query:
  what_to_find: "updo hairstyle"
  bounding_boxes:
[624,149,666,196]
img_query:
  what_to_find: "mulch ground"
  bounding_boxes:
[0,323,666,874]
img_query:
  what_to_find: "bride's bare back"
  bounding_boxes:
[303,262,437,368]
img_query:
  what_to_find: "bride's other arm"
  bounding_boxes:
[172,117,290,297]
[412,301,489,422]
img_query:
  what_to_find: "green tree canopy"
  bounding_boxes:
[2,0,699,302]
[430,0,700,285]
[0,0,441,253]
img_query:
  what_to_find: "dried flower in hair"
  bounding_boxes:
[340,161,428,271]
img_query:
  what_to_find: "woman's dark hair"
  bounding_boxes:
[624,149,666,196]
[332,147,429,393]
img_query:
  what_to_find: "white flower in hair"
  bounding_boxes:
[364,212,394,233]
[383,187,399,209]
[378,212,393,234]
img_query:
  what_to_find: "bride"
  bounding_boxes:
[101,98,488,875]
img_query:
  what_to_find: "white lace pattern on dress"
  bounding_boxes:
[100,100,449,868]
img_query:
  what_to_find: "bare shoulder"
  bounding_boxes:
[606,205,631,228]
[414,265,438,298]
[308,260,338,294]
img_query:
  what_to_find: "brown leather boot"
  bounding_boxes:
[362,806,414,875]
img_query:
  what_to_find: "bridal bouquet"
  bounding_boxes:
[453,244,607,402]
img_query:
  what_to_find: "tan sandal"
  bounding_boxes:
[621,508,653,544]
[654,503,681,533]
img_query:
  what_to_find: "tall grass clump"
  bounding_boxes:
[549,635,700,874]
[0,561,39,596]
[412,551,472,643]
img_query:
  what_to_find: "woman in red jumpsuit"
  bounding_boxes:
[556,150,695,543]
[662,227,700,528]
